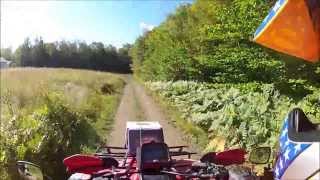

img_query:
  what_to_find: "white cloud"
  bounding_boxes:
[139,22,154,33]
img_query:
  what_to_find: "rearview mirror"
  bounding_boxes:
[249,147,271,164]
[17,161,44,180]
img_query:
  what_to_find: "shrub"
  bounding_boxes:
[146,81,319,151]
[0,68,124,179]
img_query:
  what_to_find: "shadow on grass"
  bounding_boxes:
[274,81,314,102]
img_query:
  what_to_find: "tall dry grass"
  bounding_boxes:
[0,68,125,179]
[1,67,123,110]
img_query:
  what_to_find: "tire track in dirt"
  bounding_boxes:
[107,75,142,146]
[108,75,198,158]
[132,81,187,147]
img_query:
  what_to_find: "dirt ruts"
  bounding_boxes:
[108,75,197,157]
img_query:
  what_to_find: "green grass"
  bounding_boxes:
[0,68,125,179]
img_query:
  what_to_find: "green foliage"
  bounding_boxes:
[146,81,319,151]
[130,0,319,84]
[299,90,320,123]
[0,48,14,61]
[132,0,319,160]
[0,68,124,179]
[131,0,287,83]
[3,38,131,73]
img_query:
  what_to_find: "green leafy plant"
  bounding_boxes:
[146,81,319,152]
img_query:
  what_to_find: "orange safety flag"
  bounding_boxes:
[253,0,320,62]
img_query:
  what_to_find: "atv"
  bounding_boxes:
[17,121,271,180]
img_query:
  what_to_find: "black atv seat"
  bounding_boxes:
[288,108,320,142]
[136,142,172,180]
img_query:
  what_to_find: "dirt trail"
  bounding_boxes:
[108,75,195,154]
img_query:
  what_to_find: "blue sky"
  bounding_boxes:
[1,0,192,49]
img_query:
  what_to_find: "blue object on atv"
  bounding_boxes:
[274,108,320,179]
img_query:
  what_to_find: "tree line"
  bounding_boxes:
[130,0,320,86]
[1,38,132,73]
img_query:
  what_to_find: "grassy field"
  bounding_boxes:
[0,68,125,179]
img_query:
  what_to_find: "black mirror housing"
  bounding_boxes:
[17,161,44,180]
[249,147,271,164]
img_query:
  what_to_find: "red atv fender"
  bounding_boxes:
[200,148,246,166]
[63,154,106,174]
[215,148,246,166]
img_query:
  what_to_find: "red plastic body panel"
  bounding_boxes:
[214,149,246,166]
[63,149,246,179]
[63,154,105,174]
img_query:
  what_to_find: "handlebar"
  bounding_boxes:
[160,162,228,179]
[161,170,227,179]
[90,164,227,179]
[70,161,229,179]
